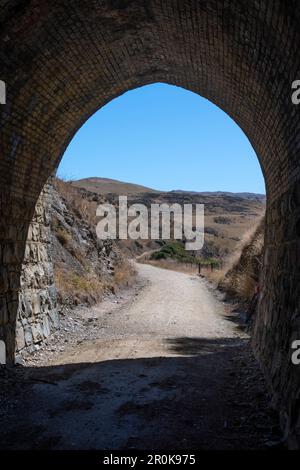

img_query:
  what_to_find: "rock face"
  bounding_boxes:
[15,184,59,356]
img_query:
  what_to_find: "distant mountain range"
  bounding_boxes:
[169,190,266,200]
[62,176,266,264]
[71,177,265,200]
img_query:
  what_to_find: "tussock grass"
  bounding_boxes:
[55,269,106,306]
[218,217,265,302]
[53,177,98,226]
[55,259,136,308]
[113,261,136,289]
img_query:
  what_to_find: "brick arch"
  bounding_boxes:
[1,0,300,444]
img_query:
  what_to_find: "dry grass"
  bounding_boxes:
[56,227,72,247]
[55,268,106,306]
[218,218,265,302]
[232,273,258,300]
[113,260,137,289]
[140,258,200,275]
[52,178,138,308]
[196,217,265,306]
[201,266,226,283]
[55,258,136,307]
[53,177,98,226]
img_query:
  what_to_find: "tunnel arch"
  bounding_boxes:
[1,0,300,445]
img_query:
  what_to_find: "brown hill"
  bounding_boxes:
[71,177,158,195]
[67,177,265,262]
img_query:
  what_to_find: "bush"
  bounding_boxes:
[151,251,168,260]
[214,216,231,225]
[150,241,195,264]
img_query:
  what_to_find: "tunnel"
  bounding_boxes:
[0,0,300,446]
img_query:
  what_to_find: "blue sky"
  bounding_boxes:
[58,83,265,194]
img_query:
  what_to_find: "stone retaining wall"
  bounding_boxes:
[15,185,59,358]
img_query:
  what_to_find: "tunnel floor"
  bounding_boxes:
[0,264,281,450]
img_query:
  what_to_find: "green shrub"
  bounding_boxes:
[150,240,221,268]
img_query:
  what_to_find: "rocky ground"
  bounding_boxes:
[19,278,146,368]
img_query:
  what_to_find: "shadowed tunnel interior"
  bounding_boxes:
[0,336,279,450]
[0,0,300,446]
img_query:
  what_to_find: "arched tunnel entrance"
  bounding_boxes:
[0,0,300,446]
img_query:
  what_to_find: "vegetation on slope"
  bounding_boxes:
[150,240,220,267]
[52,176,265,307]
[218,218,265,303]
[51,178,136,309]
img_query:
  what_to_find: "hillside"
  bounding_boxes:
[219,218,265,303]
[51,177,265,306]
[50,179,136,309]
[170,190,265,200]
[71,177,158,195]
[97,179,266,261]
[66,177,266,263]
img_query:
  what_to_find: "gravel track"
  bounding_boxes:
[0,264,280,450]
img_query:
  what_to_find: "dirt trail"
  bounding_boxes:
[0,264,279,450]
[54,263,235,365]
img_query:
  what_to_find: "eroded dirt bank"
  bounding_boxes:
[0,264,280,450]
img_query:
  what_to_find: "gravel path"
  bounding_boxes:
[0,264,280,450]
[51,263,237,365]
